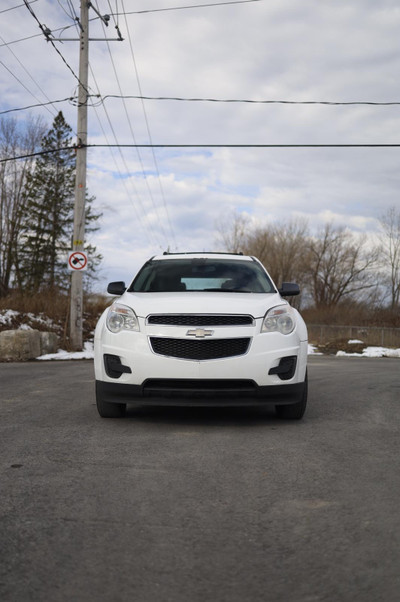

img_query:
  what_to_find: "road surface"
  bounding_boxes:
[1,356,399,601]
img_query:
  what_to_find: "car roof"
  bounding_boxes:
[151,252,253,262]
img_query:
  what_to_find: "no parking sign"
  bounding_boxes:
[68,251,88,271]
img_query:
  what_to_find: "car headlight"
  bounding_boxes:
[106,303,139,333]
[261,305,295,335]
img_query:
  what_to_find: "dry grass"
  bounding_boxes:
[1,292,398,351]
[0,291,110,348]
[302,302,400,328]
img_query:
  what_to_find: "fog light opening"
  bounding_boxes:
[268,356,297,381]
[104,354,132,379]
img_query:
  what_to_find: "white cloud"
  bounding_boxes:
[1,0,399,290]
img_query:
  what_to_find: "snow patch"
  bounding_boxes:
[37,341,94,361]
[308,344,322,355]
[0,309,20,325]
[337,346,400,358]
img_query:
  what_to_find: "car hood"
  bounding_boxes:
[118,291,286,319]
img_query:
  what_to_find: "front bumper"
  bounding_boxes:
[94,314,308,407]
[96,378,306,407]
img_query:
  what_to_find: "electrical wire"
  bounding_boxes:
[120,0,177,248]
[88,66,166,249]
[2,143,400,164]
[66,8,165,249]
[0,1,37,14]
[0,58,58,119]
[0,34,64,120]
[0,148,71,163]
[113,0,263,16]
[0,22,82,47]
[93,0,170,246]
[22,0,90,95]
[1,93,399,117]
[86,50,166,244]
[100,94,400,106]
[85,143,400,148]
[0,98,73,116]
[46,3,167,249]
[56,0,76,20]
[0,32,41,47]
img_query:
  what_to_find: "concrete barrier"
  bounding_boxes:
[0,330,59,361]
[40,332,60,355]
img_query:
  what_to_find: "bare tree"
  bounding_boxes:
[215,211,250,253]
[216,212,310,307]
[244,218,310,289]
[0,116,45,296]
[217,212,309,283]
[217,213,381,309]
[307,223,378,308]
[377,206,400,309]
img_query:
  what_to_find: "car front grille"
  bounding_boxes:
[147,314,253,326]
[149,336,251,360]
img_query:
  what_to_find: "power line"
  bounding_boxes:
[49,2,167,250]
[0,0,37,14]
[0,33,64,120]
[0,22,79,47]
[89,91,164,248]
[86,25,166,248]
[100,94,400,106]
[0,58,58,119]
[113,0,263,15]
[120,0,177,248]
[2,143,400,163]
[3,93,397,117]
[22,0,90,94]
[85,143,400,148]
[0,148,71,163]
[0,17,105,48]
[93,0,172,246]
[0,97,74,116]
[0,33,41,47]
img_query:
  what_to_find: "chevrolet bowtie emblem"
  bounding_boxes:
[186,328,214,338]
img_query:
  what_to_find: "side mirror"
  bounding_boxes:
[107,281,126,296]
[278,282,300,297]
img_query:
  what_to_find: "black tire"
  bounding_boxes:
[96,384,126,418]
[275,373,308,420]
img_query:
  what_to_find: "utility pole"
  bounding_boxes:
[47,1,122,350]
[70,0,89,351]
[47,1,122,349]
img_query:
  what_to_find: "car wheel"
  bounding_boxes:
[96,383,126,418]
[275,372,308,420]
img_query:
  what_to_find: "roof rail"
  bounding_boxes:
[162,251,243,256]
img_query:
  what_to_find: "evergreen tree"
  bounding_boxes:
[17,112,101,293]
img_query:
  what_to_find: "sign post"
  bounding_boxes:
[69,0,89,350]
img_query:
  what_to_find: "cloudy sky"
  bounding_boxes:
[1,0,399,290]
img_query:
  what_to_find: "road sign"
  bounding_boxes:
[68,251,88,271]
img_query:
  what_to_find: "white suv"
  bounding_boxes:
[94,253,308,419]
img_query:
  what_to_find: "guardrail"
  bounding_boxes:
[307,324,400,349]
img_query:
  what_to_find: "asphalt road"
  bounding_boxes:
[1,356,400,602]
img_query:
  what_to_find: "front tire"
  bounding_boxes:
[275,373,308,420]
[96,382,126,418]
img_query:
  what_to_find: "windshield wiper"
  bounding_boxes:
[203,288,252,293]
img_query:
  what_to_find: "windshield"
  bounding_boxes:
[129,258,275,293]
